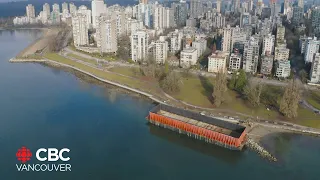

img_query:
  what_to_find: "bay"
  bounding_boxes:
[0,29,319,180]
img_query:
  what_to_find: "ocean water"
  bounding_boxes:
[0,29,320,180]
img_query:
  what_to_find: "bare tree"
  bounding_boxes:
[280,79,301,118]
[140,58,159,78]
[212,69,227,107]
[117,35,131,61]
[160,71,182,93]
[48,28,71,52]
[244,80,264,107]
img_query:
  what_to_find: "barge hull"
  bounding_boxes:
[147,104,246,150]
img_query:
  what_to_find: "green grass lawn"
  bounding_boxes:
[172,75,214,107]
[220,90,280,120]
[306,91,320,110]
[66,53,98,65]
[44,53,157,93]
[109,66,140,77]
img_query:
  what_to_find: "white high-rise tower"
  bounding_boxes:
[92,0,106,28]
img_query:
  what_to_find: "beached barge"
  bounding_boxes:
[146,104,247,150]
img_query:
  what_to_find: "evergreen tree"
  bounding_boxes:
[235,69,247,93]
[228,73,237,90]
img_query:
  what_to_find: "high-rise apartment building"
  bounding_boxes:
[232,0,240,13]
[231,26,247,52]
[154,4,164,30]
[78,6,92,28]
[69,3,77,15]
[72,13,89,47]
[262,34,275,55]
[131,31,149,62]
[172,1,188,27]
[216,0,221,13]
[243,37,260,73]
[275,60,291,78]
[192,39,207,58]
[304,37,320,63]
[228,53,242,71]
[26,4,35,20]
[168,30,183,53]
[240,12,251,27]
[153,37,168,64]
[311,7,320,34]
[248,0,253,12]
[208,51,228,73]
[276,25,286,44]
[52,3,60,13]
[111,10,126,37]
[126,18,143,35]
[222,25,232,53]
[310,53,320,83]
[180,48,198,68]
[298,0,304,9]
[62,2,69,14]
[275,43,290,61]
[292,6,303,26]
[212,13,225,28]
[43,3,50,17]
[260,55,274,75]
[190,0,202,18]
[92,0,106,28]
[96,16,117,53]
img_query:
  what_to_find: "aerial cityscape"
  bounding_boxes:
[1,0,320,179]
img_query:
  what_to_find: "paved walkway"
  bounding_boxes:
[300,100,320,113]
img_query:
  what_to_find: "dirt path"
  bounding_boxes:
[17,28,59,57]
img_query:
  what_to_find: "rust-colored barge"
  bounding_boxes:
[146,104,247,150]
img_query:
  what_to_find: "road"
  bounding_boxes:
[300,100,320,113]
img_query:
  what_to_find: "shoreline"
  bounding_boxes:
[15,28,59,57]
[10,57,320,162]
[10,58,320,136]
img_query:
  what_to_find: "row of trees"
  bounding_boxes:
[212,69,301,118]
[138,59,182,94]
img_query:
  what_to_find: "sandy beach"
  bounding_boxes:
[17,28,59,57]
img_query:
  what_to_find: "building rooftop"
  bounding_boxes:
[182,48,197,53]
[209,51,228,59]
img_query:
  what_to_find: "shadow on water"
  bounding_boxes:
[148,124,244,164]
[260,132,301,164]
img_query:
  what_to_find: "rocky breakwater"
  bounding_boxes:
[246,137,277,162]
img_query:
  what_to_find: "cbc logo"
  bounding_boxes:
[36,148,70,162]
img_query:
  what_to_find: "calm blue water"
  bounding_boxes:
[0,30,320,180]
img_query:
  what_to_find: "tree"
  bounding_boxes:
[228,70,248,93]
[117,35,130,61]
[244,80,264,107]
[164,60,170,75]
[140,62,157,78]
[212,69,228,107]
[299,69,308,83]
[280,79,301,118]
[235,69,247,93]
[160,71,182,93]
[228,73,237,89]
